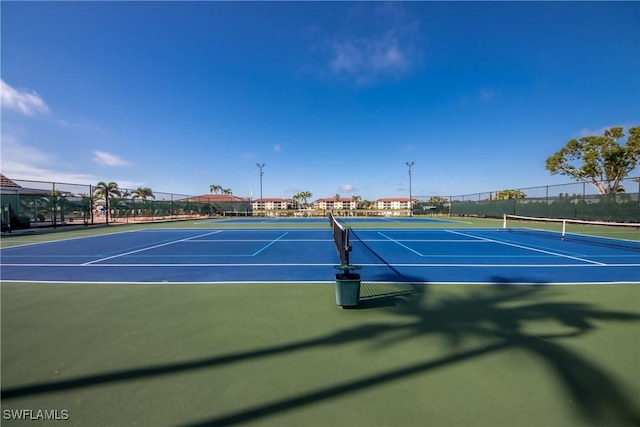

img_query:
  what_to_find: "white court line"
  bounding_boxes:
[0,227,147,250]
[186,238,331,243]
[2,262,639,268]
[81,230,224,265]
[4,279,638,285]
[378,232,425,256]
[252,232,289,256]
[445,230,606,266]
[363,239,489,243]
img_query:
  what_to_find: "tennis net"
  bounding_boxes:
[502,214,640,251]
[329,213,351,266]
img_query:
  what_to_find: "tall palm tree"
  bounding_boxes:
[222,188,233,195]
[351,195,362,210]
[209,185,222,194]
[300,191,313,208]
[131,187,155,219]
[292,193,303,210]
[132,187,155,200]
[94,181,120,225]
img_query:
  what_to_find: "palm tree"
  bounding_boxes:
[292,191,313,214]
[94,181,120,225]
[131,187,155,220]
[351,195,362,210]
[292,193,301,210]
[132,187,155,200]
[209,185,222,194]
[222,188,233,195]
[300,191,313,208]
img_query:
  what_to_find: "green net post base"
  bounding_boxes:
[334,265,361,307]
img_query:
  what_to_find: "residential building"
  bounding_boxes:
[183,194,249,204]
[313,197,358,211]
[252,198,294,211]
[374,198,417,210]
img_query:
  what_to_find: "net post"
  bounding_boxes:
[502,213,507,229]
[562,219,566,239]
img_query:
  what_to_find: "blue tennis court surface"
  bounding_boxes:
[213,217,463,224]
[1,227,638,284]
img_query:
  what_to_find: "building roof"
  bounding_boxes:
[0,174,21,188]
[375,198,418,202]
[179,194,250,203]
[253,198,292,203]
[314,197,356,203]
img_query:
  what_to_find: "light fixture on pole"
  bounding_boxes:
[406,162,414,217]
[256,163,265,200]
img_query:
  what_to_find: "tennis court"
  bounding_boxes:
[1,218,639,427]
[1,220,638,284]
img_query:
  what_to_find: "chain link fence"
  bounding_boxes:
[441,176,639,222]
[0,179,251,230]
[2,177,638,230]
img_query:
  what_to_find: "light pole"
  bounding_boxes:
[406,162,414,217]
[257,163,265,214]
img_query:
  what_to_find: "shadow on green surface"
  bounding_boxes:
[2,280,639,427]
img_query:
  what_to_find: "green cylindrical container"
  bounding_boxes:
[335,273,361,307]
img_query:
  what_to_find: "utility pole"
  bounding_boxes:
[257,163,265,215]
[406,162,414,217]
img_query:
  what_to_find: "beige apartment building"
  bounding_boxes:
[251,197,417,213]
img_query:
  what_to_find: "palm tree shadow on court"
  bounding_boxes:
[370,279,640,426]
[2,279,639,427]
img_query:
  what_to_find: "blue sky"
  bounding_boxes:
[1,1,638,201]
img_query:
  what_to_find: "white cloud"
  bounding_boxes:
[330,33,412,85]
[92,151,133,167]
[339,184,358,193]
[0,137,95,184]
[324,3,421,86]
[1,134,52,166]
[0,79,50,116]
[274,144,282,153]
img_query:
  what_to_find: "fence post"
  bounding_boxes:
[90,185,94,225]
[581,181,586,219]
[52,182,57,229]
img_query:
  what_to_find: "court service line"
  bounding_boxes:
[81,230,224,265]
[444,230,606,266]
[363,239,488,243]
